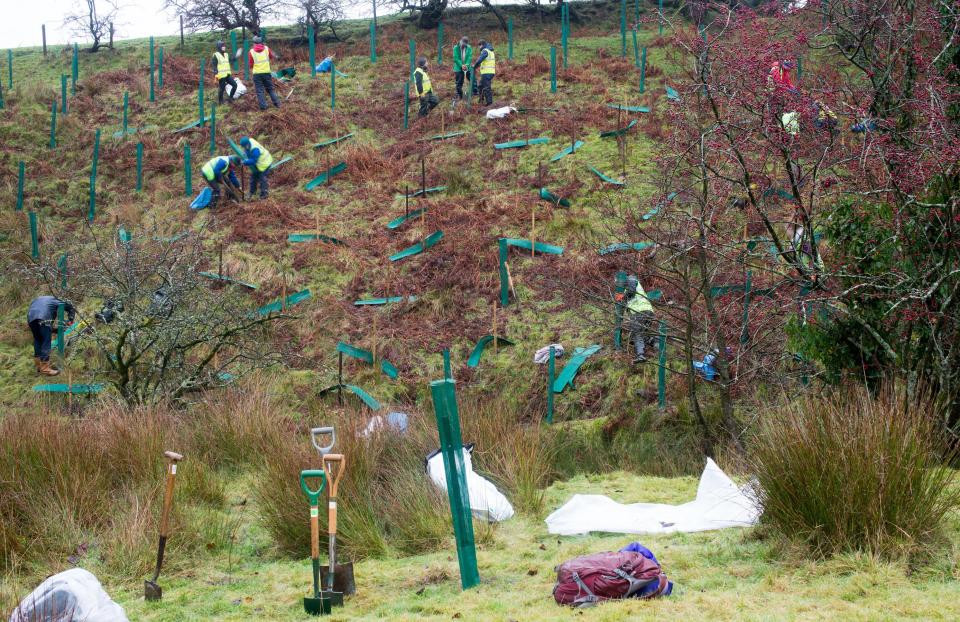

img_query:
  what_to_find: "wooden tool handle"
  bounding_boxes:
[159,451,182,536]
[310,504,320,559]
[322,454,346,498]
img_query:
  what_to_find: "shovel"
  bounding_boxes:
[321,453,348,607]
[145,450,184,601]
[311,426,335,457]
[300,469,331,616]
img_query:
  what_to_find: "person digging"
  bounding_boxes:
[414,57,439,117]
[473,40,496,107]
[249,35,281,110]
[200,155,242,208]
[212,40,238,104]
[239,136,273,200]
[452,36,472,101]
[620,276,656,364]
[27,295,75,376]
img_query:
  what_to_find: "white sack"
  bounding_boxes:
[485,106,516,120]
[545,458,759,536]
[231,79,247,99]
[426,447,514,523]
[9,568,129,622]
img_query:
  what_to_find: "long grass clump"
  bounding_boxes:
[749,385,960,560]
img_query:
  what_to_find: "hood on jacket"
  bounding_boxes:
[253,43,267,53]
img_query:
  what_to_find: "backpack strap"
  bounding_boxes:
[612,567,657,598]
[571,571,600,607]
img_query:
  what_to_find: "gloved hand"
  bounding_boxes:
[242,157,256,167]
[615,293,626,302]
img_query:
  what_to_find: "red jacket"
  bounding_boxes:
[768,62,796,91]
[248,43,277,70]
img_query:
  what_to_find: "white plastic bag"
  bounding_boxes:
[231,79,247,99]
[426,446,514,522]
[485,106,516,120]
[545,459,759,536]
[9,568,129,622]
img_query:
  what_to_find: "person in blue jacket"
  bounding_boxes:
[472,40,496,106]
[27,295,75,376]
[239,136,273,200]
[201,155,242,207]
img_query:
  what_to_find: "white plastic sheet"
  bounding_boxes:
[9,568,129,622]
[485,106,517,120]
[426,446,515,523]
[545,459,759,536]
[231,79,248,99]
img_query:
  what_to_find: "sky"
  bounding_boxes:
[5,0,377,49]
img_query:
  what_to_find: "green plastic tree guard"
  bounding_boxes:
[149,37,155,102]
[409,39,415,83]
[354,296,417,306]
[508,18,513,60]
[549,140,584,162]
[309,25,316,77]
[666,85,679,101]
[337,341,373,364]
[607,103,649,113]
[589,167,625,186]
[49,99,57,149]
[503,238,564,255]
[546,346,556,423]
[389,230,444,262]
[16,161,24,211]
[498,238,509,306]
[403,80,409,130]
[255,289,312,316]
[136,143,143,192]
[88,129,100,224]
[33,383,105,394]
[639,46,648,93]
[561,4,569,68]
[184,144,192,196]
[287,233,345,245]
[198,59,205,127]
[387,208,427,230]
[621,0,627,57]
[330,61,336,110]
[395,186,446,199]
[430,378,480,591]
[29,212,38,258]
[314,133,354,149]
[550,47,557,93]
[553,345,602,393]
[370,21,376,63]
[319,384,382,411]
[443,349,452,380]
[197,272,259,290]
[466,335,515,368]
[304,162,347,190]
[61,75,67,114]
[55,303,65,355]
[438,23,444,65]
[230,32,238,71]
[600,119,637,138]
[494,137,549,149]
[243,39,250,81]
[657,321,667,408]
[122,91,129,135]
[72,43,78,95]
[741,270,752,344]
[598,241,652,255]
[632,29,640,68]
[539,187,571,207]
[158,47,164,88]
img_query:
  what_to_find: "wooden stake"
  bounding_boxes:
[337,351,343,406]
[441,109,445,135]
[421,156,426,195]
[405,185,409,218]
[492,301,498,355]
[218,243,223,279]
[530,203,536,258]
[325,149,331,188]
[372,312,379,362]
[505,261,518,303]
[281,269,287,311]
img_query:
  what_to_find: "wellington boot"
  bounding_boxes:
[38,360,60,376]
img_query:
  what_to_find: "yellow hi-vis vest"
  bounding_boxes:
[414,67,432,96]
[246,138,273,172]
[201,156,231,182]
[250,47,271,74]
[626,283,654,314]
[214,51,231,79]
[479,49,496,75]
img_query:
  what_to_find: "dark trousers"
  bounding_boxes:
[29,320,52,361]
[479,74,494,105]
[625,311,655,358]
[218,75,238,104]
[418,92,439,117]
[250,168,270,197]
[253,73,280,110]
[454,70,467,99]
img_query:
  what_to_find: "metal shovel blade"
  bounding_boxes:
[320,562,355,596]
[144,579,162,601]
[303,595,332,615]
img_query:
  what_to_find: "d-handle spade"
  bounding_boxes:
[145,451,184,601]
[310,426,335,457]
[300,469,331,616]
[322,454,347,607]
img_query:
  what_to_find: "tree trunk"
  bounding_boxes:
[478,0,509,32]
[418,0,446,29]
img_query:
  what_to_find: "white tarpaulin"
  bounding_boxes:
[426,446,515,523]
[9,568,129,622]
[545,459,759,536]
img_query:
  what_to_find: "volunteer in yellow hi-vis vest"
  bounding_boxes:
[473,40,496,106]
[212,41,238,104]
[239,136,274,200]
[200,155,242,208]
[414,57,439,117]
[248,35,281,110]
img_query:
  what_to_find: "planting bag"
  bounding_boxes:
[231,79,247,99]
[426,445,514,523]
[553,550,671,607]
[545,459,758,535]
[485,106,517,120]
[9,568,129,622]
[189,187,212,210]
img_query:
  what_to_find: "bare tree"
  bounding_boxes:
[33,224,293,406]
[165,0,287,33]
[64,0,119,53]
[292,0,347,40]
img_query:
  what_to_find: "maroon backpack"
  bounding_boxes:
[553,551,669,607]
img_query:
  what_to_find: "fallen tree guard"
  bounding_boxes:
[539,188,571,207]
[466,335,515,368]
[598,241,653,255]
[552,345,601,393]
[255,288,311,316]
[33,383,105,394]
[198,271,259,289]
[503,238,564,255]
[318,383,381,410]
[599,119,637,138]
[494,137,549,150]
[389,230,444,262]
[419,131,465,142]
[589,167,625,186]
[605,104,649,113]
[305,162,347,190]
[395,186,446,199]
[314,133,354,149]
[287,232,346,245]
[549,140,585,162]
[354,295,418,306]
[387,208,427,229]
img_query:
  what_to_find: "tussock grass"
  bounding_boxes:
[749,385,960,560]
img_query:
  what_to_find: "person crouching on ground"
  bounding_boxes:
[239,136,273,200]
[201,155,242,207]
[414,57,439,117]
[27,295,75,376]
